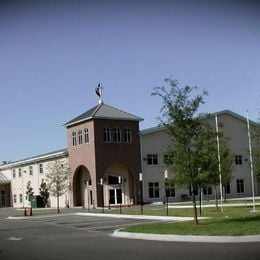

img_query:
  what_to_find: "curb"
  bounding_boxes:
[76,212,208,221]
[112,229,260,243]
[7,213,76,220]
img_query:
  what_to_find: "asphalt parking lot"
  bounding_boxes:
[20,214,162,232]
[1,208,260,260]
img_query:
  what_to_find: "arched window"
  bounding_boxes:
[78,130,83,145]
[103,127,112,143]
[84,128,89,143]
[124,127,132,143]
[114,127,121,143]
[72,131,77,146]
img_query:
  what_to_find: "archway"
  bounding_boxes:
[73,166,92,207]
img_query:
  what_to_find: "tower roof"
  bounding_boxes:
[64,103,143,127]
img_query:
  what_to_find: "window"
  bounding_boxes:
[39,163,43,174]
[104,127,112,143]
[147,154,158,165]
[108,175,120,185]
[237,179,244,193]
[72,131,77,146]
[124,127,132,143]
[13,194,17,203]
[235,155,243,165]
[78,130,83,145]
[166,184,175,197]
[164,154,173,165]
[29,165,33,176]
[12,169,16,178]
[84,128,89,143]
[18,168,22,177]
[190,186,199,196]
[19,194,23,203]
[203,186,213,195]
[114,127,122,143]
[224,183,231,194]
[149,182,160,198]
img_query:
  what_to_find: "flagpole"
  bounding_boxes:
[246,110,256,212]
[215,114,224,212]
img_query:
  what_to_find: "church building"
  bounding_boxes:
[0,88,259,209]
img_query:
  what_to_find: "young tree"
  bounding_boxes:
[46,161,69,213]
[152,78,213,225]
[252,117,260,180]
[26,181,34,200]
[39,181,50,207]
[201,134,233,207]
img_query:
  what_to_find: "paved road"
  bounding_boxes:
[1,208,260,260]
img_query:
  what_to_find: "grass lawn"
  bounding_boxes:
[123,206,260,236]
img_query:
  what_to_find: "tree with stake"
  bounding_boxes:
[26,181,34,199]
[252,115,260,181]
[39,180,50,207]
[152,78,213,225]
[46,161,69,213]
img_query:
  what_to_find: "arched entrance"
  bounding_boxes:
[103,163,134,207]
[73,166,93,208]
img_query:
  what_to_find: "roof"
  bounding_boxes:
[0,148,68,169]
[140,125,165,136]
[64,103,143,127]
[140,109,258,136]
[0,172,11,184]
[212,110,258,126]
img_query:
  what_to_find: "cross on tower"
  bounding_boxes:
[95,83,104,104]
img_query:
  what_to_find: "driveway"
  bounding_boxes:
[0,208,260,260]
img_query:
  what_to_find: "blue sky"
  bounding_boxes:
[0,0,259,162]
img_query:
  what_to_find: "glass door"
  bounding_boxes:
[109,188,122,205]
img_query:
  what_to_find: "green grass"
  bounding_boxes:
[122,206,260,236]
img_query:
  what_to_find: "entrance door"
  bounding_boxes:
[109,188,122,205]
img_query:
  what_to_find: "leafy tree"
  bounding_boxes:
[26,181,34,199]
[200,134,233,207]
[39,181,50,207]
[152,78,215,225]
[252,117,260,180]
[46,161,69,213]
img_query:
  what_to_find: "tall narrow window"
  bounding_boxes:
[166,183,175,197]
[13,194,17,203]
[148,182,160,198]
[29,165,33,176]
[124,127,132,143]
[18,168,22,177]
[19,194,23,203]
[224,183,231,194]
[237,179,244,193]
[235,155,243,165]
[84,128,89,143]
[72,131,77,146]
[78,130,83,145]
[12,169,16,178]
[104,127,112,143]
[114,127,121,143]
[39,163,43,174]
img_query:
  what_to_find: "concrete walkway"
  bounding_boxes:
[76,212,207,221]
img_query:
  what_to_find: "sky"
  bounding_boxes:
[0,0,259,163]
